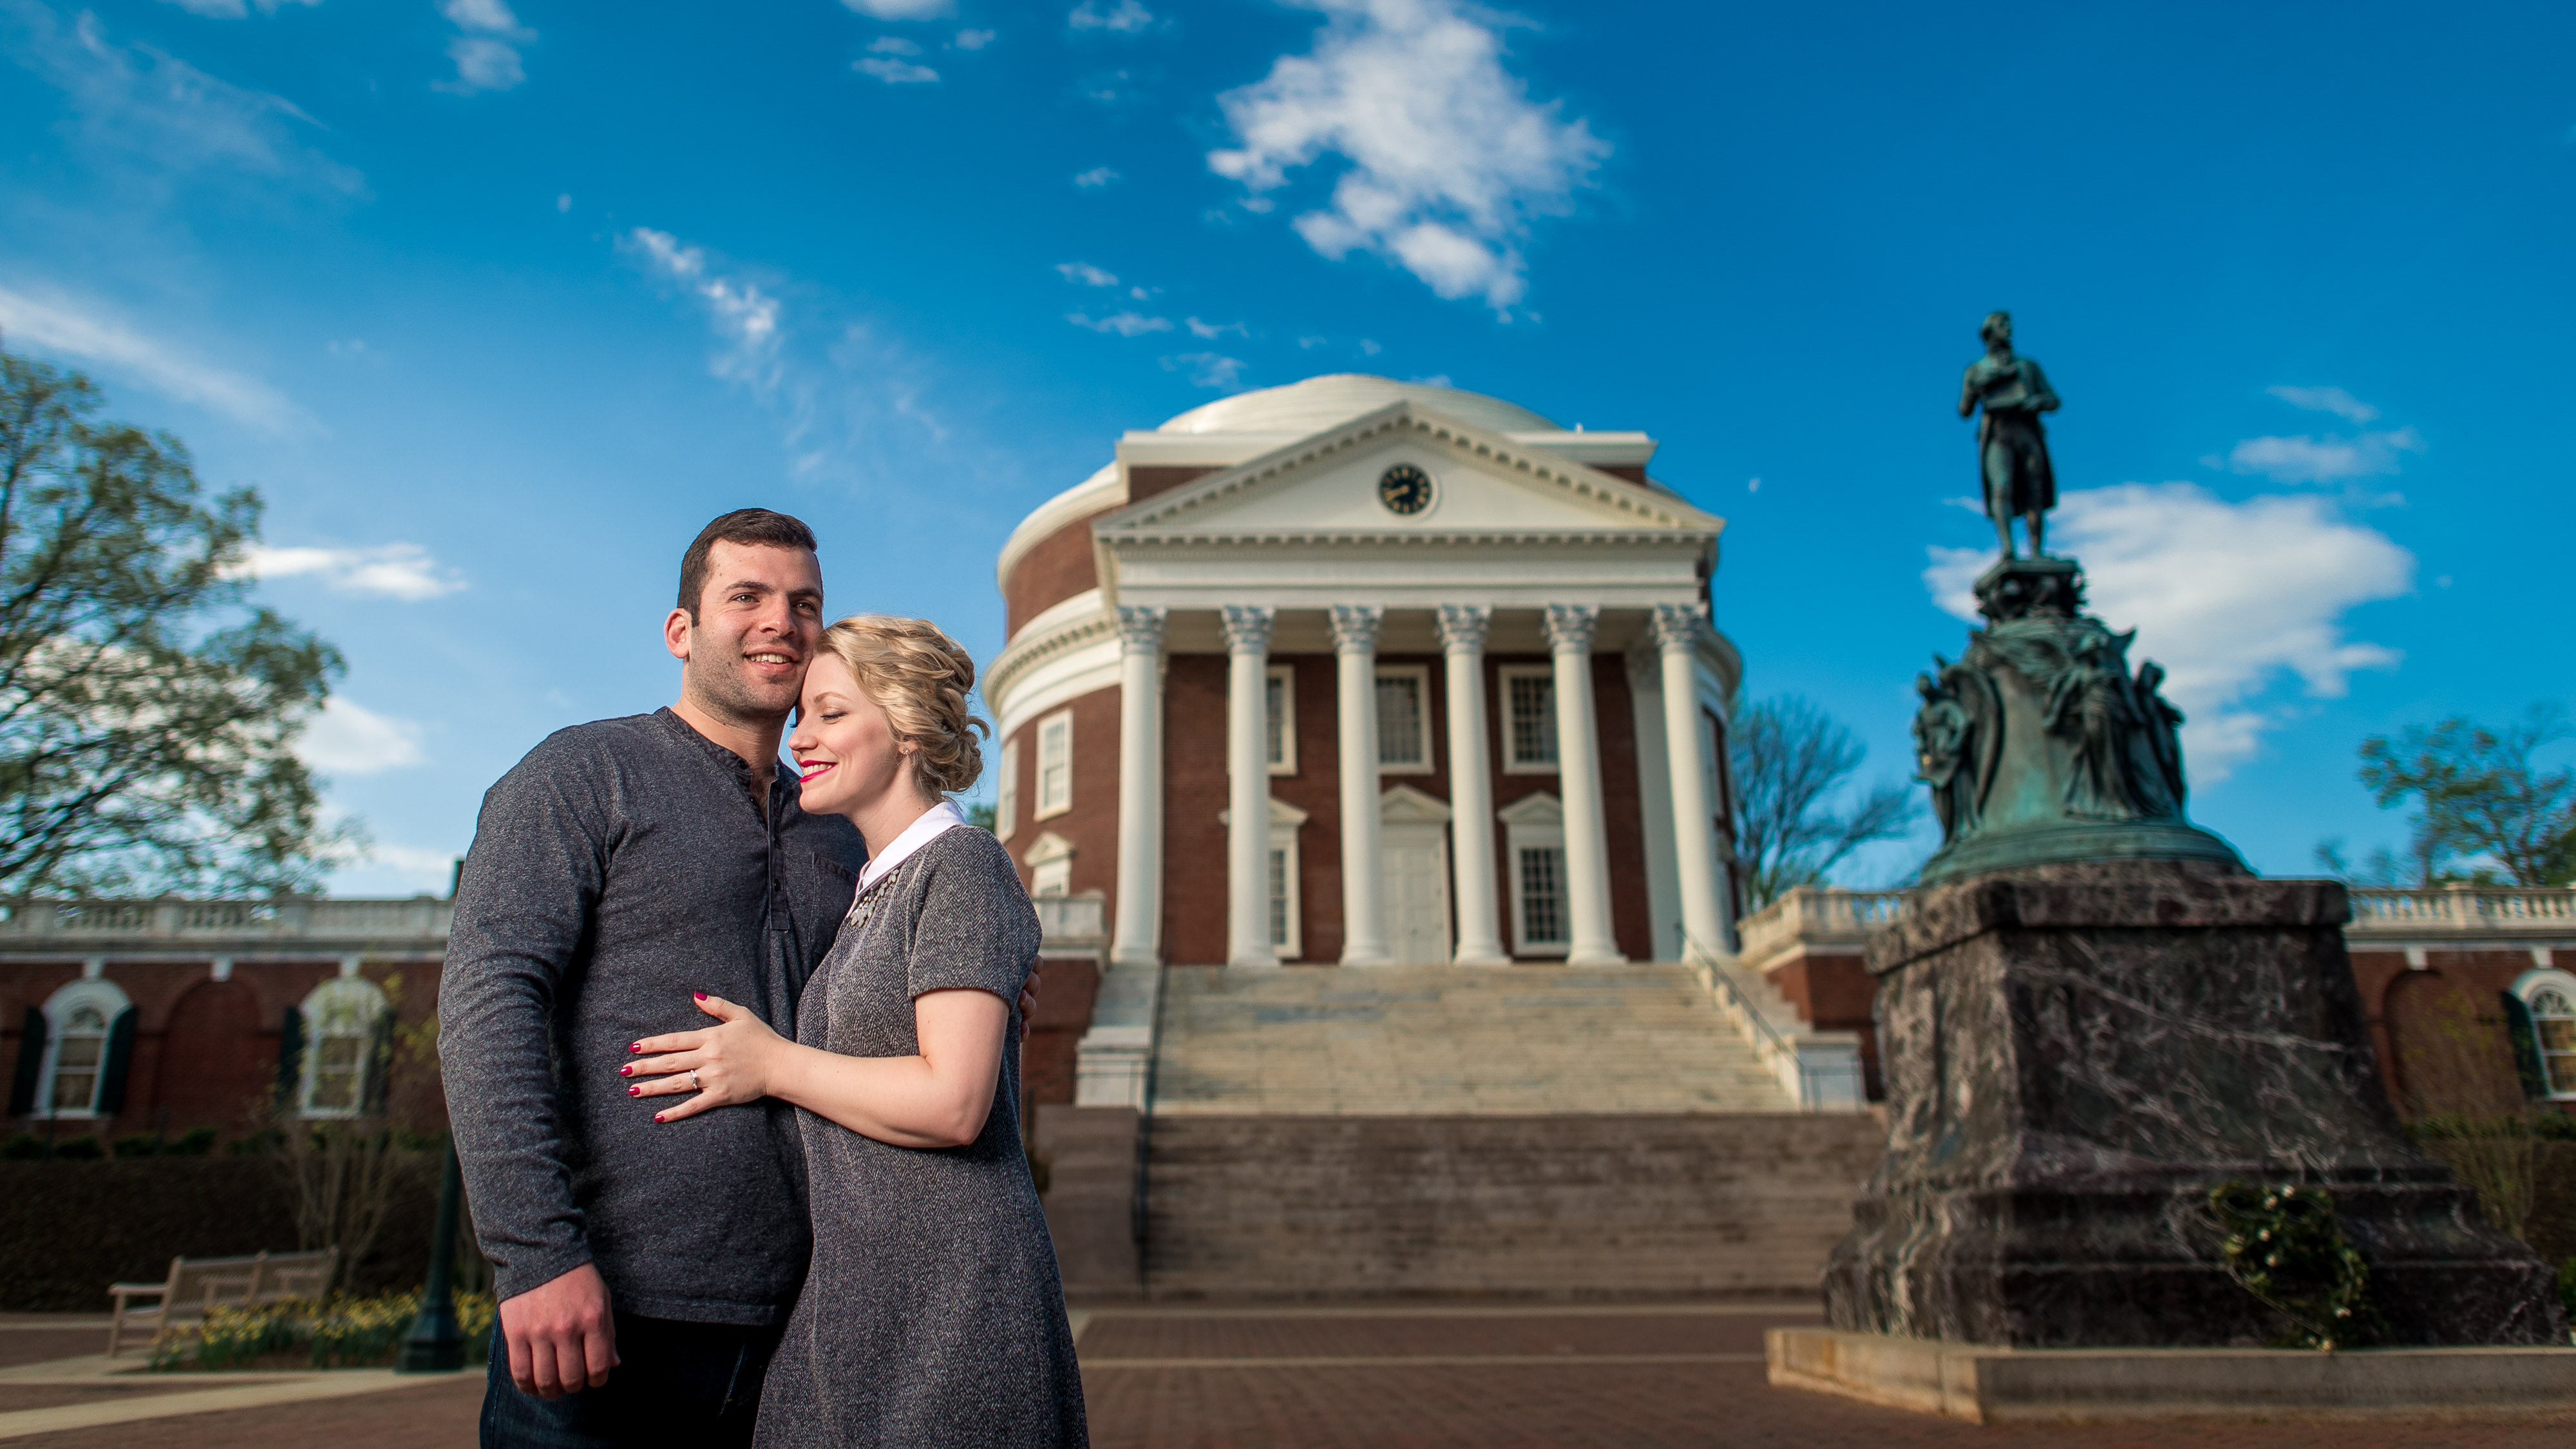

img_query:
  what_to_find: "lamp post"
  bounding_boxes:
[394,1140,468,1372]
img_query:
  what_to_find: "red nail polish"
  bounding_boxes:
[620,1065,632,1077]
[652,1113,665,1122]
[629,1042,642,1052]
[628,1086,639,1097]
[693,991,707,1001]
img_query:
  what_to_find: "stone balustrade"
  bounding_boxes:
[1736,882,2576,967]
[0,896,451,954]
[1734,887,1911,968]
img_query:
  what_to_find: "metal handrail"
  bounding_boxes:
[1130,961,1170,1287]
[1681,929,1798,1061]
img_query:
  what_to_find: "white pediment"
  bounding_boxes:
[1379,783,1454,825]
[1093,401,1720,542]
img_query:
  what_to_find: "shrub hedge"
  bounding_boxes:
[0,1155,449,1311]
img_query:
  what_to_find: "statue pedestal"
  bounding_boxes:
[1824,860,2562,1349]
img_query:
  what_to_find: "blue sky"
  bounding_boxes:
[1,0,2570,895]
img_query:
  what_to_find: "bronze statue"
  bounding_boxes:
[1958,311,2060,558]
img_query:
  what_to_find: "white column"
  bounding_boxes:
[1438,605,1508,966]
[1649,603,1728,958]
[1222,605,1279,968]
[1329,605,1390,966]
[1110,605,1166,968]
[1544,604,1625,966]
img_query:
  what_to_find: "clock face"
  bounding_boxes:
[1378,463,1435,516]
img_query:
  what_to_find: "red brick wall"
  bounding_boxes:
[1001,686,1122,914]
[1002,511,1113,638]
[1021,956,1103,1106]
[1593,654,1654,963]
[1162,654,1229,965]
[1126,466,1217,504]
[1763,949,1883,1099]
[3,958,445,1141]
[2350,947,2565,1117]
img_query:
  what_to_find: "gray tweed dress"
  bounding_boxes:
[753,826,1088,1448]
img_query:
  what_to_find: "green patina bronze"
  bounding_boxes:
[1916,317,2243,885]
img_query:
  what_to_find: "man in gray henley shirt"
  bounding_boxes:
[444,509,996,1447]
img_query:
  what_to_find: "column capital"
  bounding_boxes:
[1115,605,1168,654]
[1542,603,1598,656]
[1219,604,1275,656]
[1645,602,1702,656]
[1435,603,1491,654]
[1327,604,1384,655]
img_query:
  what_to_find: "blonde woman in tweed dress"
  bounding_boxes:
[625,616,1087,1447]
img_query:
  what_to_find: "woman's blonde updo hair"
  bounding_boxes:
[819,615,988,797]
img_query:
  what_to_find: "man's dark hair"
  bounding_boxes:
[677,508,819,621]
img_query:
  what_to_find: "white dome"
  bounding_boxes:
[1157,374,1561,437]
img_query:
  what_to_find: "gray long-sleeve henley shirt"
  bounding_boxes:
[440,708,866,1322]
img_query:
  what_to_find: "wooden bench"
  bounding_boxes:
[106,1248,338,1356]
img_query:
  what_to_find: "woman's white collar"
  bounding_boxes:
[857,799,969,896]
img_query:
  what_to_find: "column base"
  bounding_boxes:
[1450,951,1512,968]
[1108,947,1162,969]
[1567,949,1630,967]
[1228,951,1282,969]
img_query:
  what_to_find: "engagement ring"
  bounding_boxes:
[690,1070,702,1092]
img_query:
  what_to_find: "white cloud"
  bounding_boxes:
[616,226,952,486]
[1296,334,1327,348]
[840,0,952,15]
[1186,317,1247,339]
[1922,481,2412,776]
[155,0,321,16]
[234,543,465,600]
[6,6,364,193]
[435,0,533,93]
[1072,166,1119,187]
[2219,426,2422,484]
[1166,352,1247,389]
[954,28,994,48]
[1068,0,1153,32]
[623,227,782,381]
[1056,261,1119,287]
[868,35,922,53]
[1067,310,1171,336]
[1207,0,1606,310]
[856,55,940,83]
[2266,384,2379,423]
[0,283,303,431]
[299,697,427,775]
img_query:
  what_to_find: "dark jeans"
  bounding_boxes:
[480,1312,783,1449]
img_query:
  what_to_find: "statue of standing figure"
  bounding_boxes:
[1958,311,2060,559]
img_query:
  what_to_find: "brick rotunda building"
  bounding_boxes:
[985,374,1747,971]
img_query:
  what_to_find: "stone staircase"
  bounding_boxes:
[1151,964,1798,1114]
[1126,966,1888,1298]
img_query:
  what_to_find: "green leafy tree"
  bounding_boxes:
[0,341,354,896]
[1728,692,1921,911]
[2351,706,2575,887]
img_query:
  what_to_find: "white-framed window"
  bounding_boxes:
[1497,792,1569,956]
[1265,665,1297,775]
[1036,709,1074,819]
[297,976,391,1120]
[35,978,131,1119]
[2513,967,2576,1099]
[1024,831,1075,898]
[1221,795,1307,959]
[1500,665,1558,772]
[1374,665,1434,773]
[996,739,1019,842]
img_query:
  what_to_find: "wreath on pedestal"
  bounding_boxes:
[2206,1182,2378,1351]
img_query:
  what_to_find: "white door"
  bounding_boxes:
[1382,826,1451,964]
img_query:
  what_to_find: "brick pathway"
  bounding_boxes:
[0,1304,2568,1446]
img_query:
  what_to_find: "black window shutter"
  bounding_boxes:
[6,1009,44,1117]
[275,1005,305,1106]
[2502,990,2550,1099]
[364,1012,395,1115]
[95,1007,138,1116]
